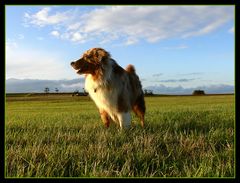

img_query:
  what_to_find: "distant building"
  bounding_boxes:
[192,90,205,95]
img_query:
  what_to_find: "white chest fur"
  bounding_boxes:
[85,75,118,115]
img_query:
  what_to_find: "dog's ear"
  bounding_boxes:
[95,48,110,63]
[86,48,110,64]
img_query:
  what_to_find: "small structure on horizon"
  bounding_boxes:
[192,90,206,95]
[72,89,88,96]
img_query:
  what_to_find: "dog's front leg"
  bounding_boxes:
[117,112,131,129]
[99,109,111,128]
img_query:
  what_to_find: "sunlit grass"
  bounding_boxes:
[5,94,235,177]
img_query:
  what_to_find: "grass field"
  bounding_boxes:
[5,94,235,178]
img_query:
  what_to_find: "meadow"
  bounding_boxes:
[5,94,235,178]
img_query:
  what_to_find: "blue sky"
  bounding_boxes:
[6,5,234,91]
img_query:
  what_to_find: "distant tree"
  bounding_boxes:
[192,90,205,95]
[55,88,59,93]
[148,90,153,95]
[144,89,154,96]
[144,89,148,95]
[44,87,50,94]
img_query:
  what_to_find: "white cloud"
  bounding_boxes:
[67,22,82,31]
[18,34,24,39]
[61,82,83,88]
[71,32,85,42]
[51,30,60,37]
[6,39,18,52]
[6,42,74,80]
[163,44,188,50]
[125,37,139,45]
[228,26,234,34]
[24,6,234,45]
[24,7,69,27]
[182,16,232,38]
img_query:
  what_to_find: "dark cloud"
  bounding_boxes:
[152,73,163,77]
[6,78,234,95]
[144,84,234,95]
[6,78,85,93]
[157,78,198,83]
[176,72,204,76]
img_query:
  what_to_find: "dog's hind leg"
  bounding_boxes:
[133,106,145,128]
[99,110,111,128]
[133,95,145,128]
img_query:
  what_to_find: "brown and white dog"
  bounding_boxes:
[71,48,145,129]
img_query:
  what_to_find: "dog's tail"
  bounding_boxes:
[125,64,136,74]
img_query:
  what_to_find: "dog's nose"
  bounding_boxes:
[71,62,75,66]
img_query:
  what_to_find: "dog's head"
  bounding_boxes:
[71,48,110,75]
